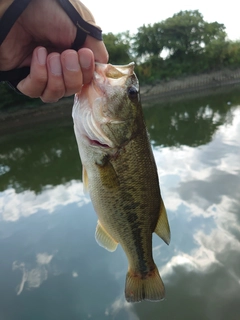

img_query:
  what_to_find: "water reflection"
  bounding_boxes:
[0,88,240,319]
[143,91,236,147]
[0,124,81,193]
[13,252,54,295]
[0,181,89,221]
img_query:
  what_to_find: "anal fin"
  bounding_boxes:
[154,198,171,245]
[95,221,118,252]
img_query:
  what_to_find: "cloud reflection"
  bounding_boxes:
[0,103,239,319]
[0,180,90,222]
[105,295,139,320]
[13,252,54,295]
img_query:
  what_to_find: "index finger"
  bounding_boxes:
[17,47,48,98]
[84,36,109,63]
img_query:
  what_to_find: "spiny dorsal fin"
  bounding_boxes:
[154,198,171,245]
[95,221,118,252]
[82,166,88,193]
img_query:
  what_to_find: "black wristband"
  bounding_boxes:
[57,0,102,51]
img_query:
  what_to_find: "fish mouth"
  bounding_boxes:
[93,62,136,93]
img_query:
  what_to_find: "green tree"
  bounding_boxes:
[161,10,205,57]
[203,38,229,69]
[133,10,229,81]
[133,23,164,59]
[103,32,132,64]
[203,21,226,45]
[224,41,240,67]
[133,10,226,59]
[160,10,226,59]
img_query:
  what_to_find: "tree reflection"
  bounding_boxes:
[0,123,82,193]
[1,87,240,193]
[143,87,240,147]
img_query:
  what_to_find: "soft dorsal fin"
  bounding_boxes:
[82,166,88,193]
[95,220,118,252]
[154,198,171,245]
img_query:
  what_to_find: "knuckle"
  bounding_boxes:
[35,77,47,87]
[49,86,65,96]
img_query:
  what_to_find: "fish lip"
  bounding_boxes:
[92,62,136,94]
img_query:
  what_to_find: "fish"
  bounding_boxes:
[72,62,170,302]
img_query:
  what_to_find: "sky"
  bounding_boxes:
[85,0,239,41]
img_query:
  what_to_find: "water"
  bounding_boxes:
[0,88,240,320]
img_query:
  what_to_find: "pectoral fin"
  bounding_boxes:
[95,221,118,252]
[96,160,120,189]
[82,166,88,193]
[154,198,171,245]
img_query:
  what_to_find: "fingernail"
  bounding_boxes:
[37,47,47,65]
[49,54,62,75]
[79,53,91,69]
[65,52,80,71]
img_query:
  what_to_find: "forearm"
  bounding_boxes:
[0,0,100,26]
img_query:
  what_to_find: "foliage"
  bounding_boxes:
[160,10,207,56]
[103,32,133,64]
[224,41,240,67]
[132,10,238,84]
[134,11,226,59]
[132,23,164,59]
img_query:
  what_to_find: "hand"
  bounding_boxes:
[0,0,108,102]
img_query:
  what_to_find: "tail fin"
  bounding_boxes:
[125,265,165,302]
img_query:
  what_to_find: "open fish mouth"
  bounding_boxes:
[93,62,136,93]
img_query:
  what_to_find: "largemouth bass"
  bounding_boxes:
[72,62,170,302]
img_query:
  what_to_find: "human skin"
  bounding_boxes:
[0,0,109,102]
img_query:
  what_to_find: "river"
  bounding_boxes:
[0,87,240,320]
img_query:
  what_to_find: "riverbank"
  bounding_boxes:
[140,67,240,101]
[1,67,240,134]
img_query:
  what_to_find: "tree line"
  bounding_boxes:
[1,9,240,108]
[104,10,240,83]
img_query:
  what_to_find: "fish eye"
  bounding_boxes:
[127,86,138,100]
